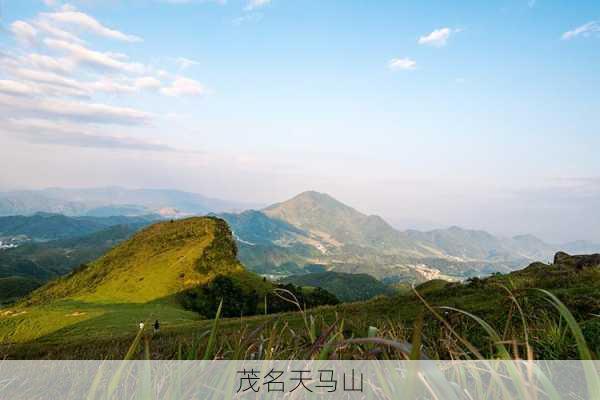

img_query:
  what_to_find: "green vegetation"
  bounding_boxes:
[281,271,396,302]
[0,225,143,279]
[0,217,265,347]
[0,247,597,360]
[0,277,42,306]
[0,212,155,241]
[180,275,338,318]
[21,217,248,305]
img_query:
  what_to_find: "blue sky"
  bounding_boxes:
[0,0,599,242]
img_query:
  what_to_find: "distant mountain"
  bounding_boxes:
[217,210,307,246]
[263,191,399,248]
[0,187,257,217]
[281,271,395,302]
[220,191,600,282]
[0,224,144,280]
[0,212,157,241]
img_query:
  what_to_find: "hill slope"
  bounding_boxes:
[24,217,248,305]
[281,271,395,302]
[0,217,265,345]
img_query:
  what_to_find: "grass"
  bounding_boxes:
[3,287,598,400]
[1,274,598,360]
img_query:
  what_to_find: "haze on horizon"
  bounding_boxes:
[0,0,599,243]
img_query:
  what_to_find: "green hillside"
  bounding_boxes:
[0,217,265,344]
[282,271,396,302]
[1,251,597,360]
[24,217,250,305]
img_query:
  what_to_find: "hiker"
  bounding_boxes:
[139,321,145,330]
[153,320,160,334]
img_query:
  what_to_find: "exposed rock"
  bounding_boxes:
[554,252,600,270]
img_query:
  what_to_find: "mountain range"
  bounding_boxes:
[2,188,599,285]
[218,191,600,281]
[0,187,258,217]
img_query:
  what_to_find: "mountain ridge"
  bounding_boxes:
[221,190,600,281]
[0,187,258,217]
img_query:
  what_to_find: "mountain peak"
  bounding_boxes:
[263,191,361,223]
[283,190,345,206]
[262,191,400,249]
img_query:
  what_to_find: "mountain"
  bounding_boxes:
[216,210,307,246]
[0,212,156,241]
[263,191,398,248]
[0,187,257,217]
[281,271,396,302]
[220,191,600,282]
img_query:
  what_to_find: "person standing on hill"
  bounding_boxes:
[153,320,160,335]
[139,321,145,331]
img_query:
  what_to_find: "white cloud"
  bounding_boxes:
[233,12,263,25]
[175,57,200,70]
[33,19,86,44]
[25,53,76,74]
[245,0,271,11]
[5,118,175,152]
[42,6,142,42]
[562,21,600,40]
[10,21,38,46]
[10,67,91,97]
[388,58,416,71]
[0,94,152,125]
[0,80,41,97]
[418,27,458,47]
[160,77,206,96]
[1,4,209,153]
[44,38,146,74]
[135,76,162,90]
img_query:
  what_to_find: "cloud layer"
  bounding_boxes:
[1,4,207,152]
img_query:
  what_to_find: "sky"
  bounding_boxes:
[0,0,599,243]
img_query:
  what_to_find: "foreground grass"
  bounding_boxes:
[1,280,598,360]
[1,253,598,360]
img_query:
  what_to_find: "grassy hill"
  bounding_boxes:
[281,271,396,302]
[23,217,252,305]
[0,217,267,345]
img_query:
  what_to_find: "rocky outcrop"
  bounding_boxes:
[553,252,600,270]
